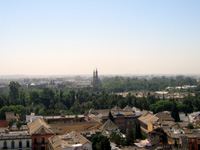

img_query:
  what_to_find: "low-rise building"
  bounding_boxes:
[111,106,141,134]
[100,119,120,137]
[138,111,175,133]
[6,112,16,122]
[0,131,31,149]
[43,115,85,124]
[26,113,43,123]
[49,131,92,150]
[87,106,141,134]
[76,129,102,141]
[49,120,102,133]
[138,111,159,133]
[28,119,55,150]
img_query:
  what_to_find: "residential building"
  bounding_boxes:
[6,112,16,122]
[111,106,141,133]
[87,109,110,123]
[138,111,159,133]
[28,119,55,150]
[26,113,43,123]
[43,115,85,124]
[76,129,102,141]
[49,120,102,133]
[87,106,141,134]
[0,131,31,150]
[100,119,120,137]
[138,111,175,133]
[49,131,92,150]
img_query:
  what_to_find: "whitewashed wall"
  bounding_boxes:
[0,139,31,149]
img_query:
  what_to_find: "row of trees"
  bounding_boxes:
[1,83,162,117]
[149,94,200,116]
[101,76,197,92]
[0,78,199,119]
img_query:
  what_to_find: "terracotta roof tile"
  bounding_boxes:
[28,119,54,135]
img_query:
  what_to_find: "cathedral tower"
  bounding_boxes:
[92,69,100,87]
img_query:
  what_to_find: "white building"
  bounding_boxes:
[26,113,43,123]
[0,131,31,149]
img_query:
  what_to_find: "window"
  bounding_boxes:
[41,137,45,144]
[3,141,7,148]
[19,141,22,148]
[11,141,15,148]
[41,128,45,134]
[27,140,30,147]
[34,138,37,144]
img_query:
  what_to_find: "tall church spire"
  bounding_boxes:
[96,69,98,78]
[92,69,100,87]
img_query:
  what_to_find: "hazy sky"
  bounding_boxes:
[0,0,200,75]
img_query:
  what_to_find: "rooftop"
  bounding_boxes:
[100,119,119,131]
[44,115,85,120]
[28,118,54,135]
[111,106,122,111]
[49,131,91,150]
[138,113,159,125]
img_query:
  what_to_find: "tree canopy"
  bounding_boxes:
[92,134,111,150]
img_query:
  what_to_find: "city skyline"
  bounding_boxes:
[1,0,200,75]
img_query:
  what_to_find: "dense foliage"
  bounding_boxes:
[92,134,111,150]
[171,101,180,122]
[0,75,199,119]
[101,76,197,92]
[110,132,125,146]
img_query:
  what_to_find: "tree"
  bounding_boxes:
[29,90,40,105]
[174,140,178,148]
[126,126,135,145]
[182,96,193,115]
[171,101,180,122]
[18,88,26,106]
[110,132,124,146]
[40,88,55,108]
[8,118,14,129]
[108,111,114,123]
[0,94,5,109]
[8,82,21,105]
[69,90,76,105]
[34,103,46,115]
[16,121,22,130]
[135,122,142,139]
[187,123,194,129]
[0,105,25,120]
[55,102,67,111]
[92,134,111,150]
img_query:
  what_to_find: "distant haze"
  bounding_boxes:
[0,0,200,75]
